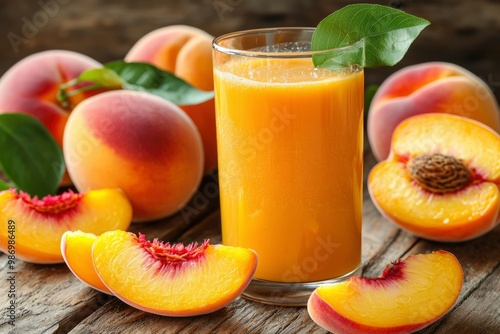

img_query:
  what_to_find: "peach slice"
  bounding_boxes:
[92,230,257,316]
[61,231,111,294]
[368,113,500,242]
[0,188,132,263]
[307,250,463,334]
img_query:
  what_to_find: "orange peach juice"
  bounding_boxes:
[214,58,363,282]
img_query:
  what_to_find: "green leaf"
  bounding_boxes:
[57,61,214,107]
[104,61,214,106]
[312,4,430,69]
[0,180,11,191]
[0,114,64,197]
[78,68,124,88]
[57,68,124,109]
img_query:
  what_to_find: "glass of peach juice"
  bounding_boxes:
[212,28,363,306]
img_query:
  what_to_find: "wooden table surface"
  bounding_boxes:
[0,148,498,334]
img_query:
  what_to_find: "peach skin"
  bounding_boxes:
[63,90,204,222]
[368,62,500,161]
[368,113,500,242]
[125,25,217,173]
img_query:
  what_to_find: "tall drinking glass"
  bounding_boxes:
[212,28,363,306]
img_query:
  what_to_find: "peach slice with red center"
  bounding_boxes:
[92,230,258,316]
[307,250,463,334]
[61,231,111,294]
[0,188,132,263]
[368,113,500,241]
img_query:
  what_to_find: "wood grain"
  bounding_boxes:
[433,265,499,334]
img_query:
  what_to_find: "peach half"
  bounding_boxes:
[0,188,132,263]
[63,90,204,222]
[369,113,500,241]
[368,62,500,161]
[125,25,217,173]
[92,230,258,316]
[61,231,111,294]
[307,250,463,334]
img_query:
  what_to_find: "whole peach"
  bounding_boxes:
[0,50,102,147]
[63,90,204,222]
[0,50,102,185]
[368,62,500,161]
[125,25,217,174]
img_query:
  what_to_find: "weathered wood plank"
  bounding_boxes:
[0,257,103,333]
[432,265,499,334]
[415,226,500,334]
[129,171,220,241]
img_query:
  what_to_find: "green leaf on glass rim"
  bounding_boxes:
[311,4,430,69]
[0,113,64,197]
[104,61,214,106]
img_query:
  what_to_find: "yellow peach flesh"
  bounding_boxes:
[61,231,111,294]
[369,161,500,241]
[92,230,257,316]
[0,188,132,263]
[391,114,500,182]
